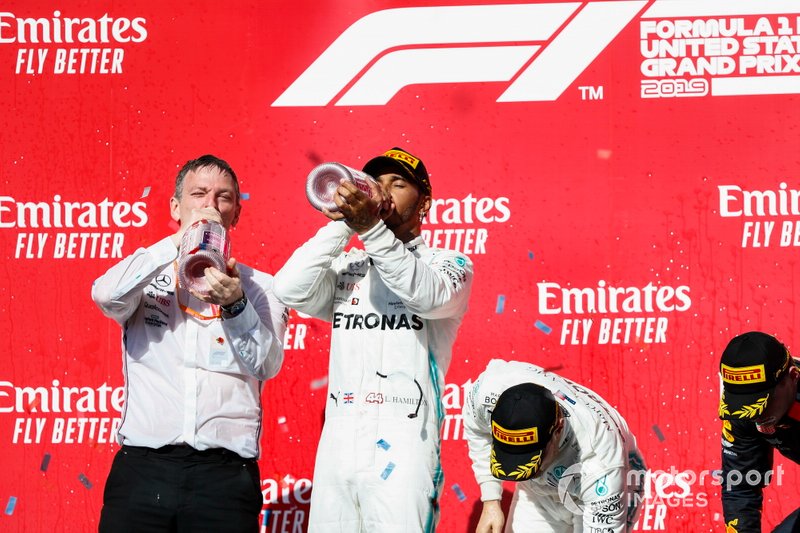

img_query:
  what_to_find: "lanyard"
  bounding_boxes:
[173,262,220,320]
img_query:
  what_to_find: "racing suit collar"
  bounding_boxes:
[404,235,426,251]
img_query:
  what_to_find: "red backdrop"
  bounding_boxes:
[2,1,800,531]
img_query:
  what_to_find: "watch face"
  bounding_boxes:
[223,296,247,317]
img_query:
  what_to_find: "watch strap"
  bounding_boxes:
[220,294,247,319]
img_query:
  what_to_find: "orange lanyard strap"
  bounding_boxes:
[172,262,220,320]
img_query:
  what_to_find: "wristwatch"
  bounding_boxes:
[221,293,248,319]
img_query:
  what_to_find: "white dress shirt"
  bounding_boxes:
[92,236,286,458]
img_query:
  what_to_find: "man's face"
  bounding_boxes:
[531,416,565,479]
[170,165,241,230]
[374,171,430,234]
[755,367,799,433]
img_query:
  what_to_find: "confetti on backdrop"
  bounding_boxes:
[535,320,552,335]
[495,295,505,314]
[241,192,250,200]
[310,376,328,390]
[140,186,151,198]
[376,439,391,451]
[277,416,288,433]
[78,474,93,489]
[40,453,51,472]
[5,496,17,516]
[652,425,666,442]
[25,397,41,413]
[452,484,467,502]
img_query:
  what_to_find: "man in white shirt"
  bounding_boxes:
[273,147,473,532]
[463,359,646,533]
[92,154,287,533]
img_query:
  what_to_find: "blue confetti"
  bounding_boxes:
[380,462,396,480]
[376,439,391,451]
[495,295,506,314]
[528,251,534,260]
[40,453,51,472]
[78,473,93,489]
[5,496,17,515]
[241,192,250,200]
[262,510,271,526]
[452,484,467,502]
[652,425,665,442]
[535,320,552,334]
[140,186,151,198]
[554,390,575,404]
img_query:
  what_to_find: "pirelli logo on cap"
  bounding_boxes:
[721,364,766,384]
[492,421,538,445]
[384,149,419,169]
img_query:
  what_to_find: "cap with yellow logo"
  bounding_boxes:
[719,331,792,420]
[362,147,431,196]
[489,383,560,482]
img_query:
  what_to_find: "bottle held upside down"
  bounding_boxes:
[177,219,230,296]
[306,162,376,212]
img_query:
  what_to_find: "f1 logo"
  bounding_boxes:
[273,2,646,106]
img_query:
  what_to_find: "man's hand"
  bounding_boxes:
[171,207,224,247]
[323,180,391,233]
[190,257,243,306]
[476,500,505,533]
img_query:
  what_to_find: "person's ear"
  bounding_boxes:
[418,196,432,218]
[170,196,181,224]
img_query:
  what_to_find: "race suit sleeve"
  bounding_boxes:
[222,266,287,380]
[578,466,628,533]
[272,221,355,321]
[721,419,773,533]
[358,221,473,319]
[463,374,504,502]
[91,236,177,325]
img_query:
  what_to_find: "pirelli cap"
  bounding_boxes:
[490,383,560,482]
[362,147,431,195]
[719,331,792,420]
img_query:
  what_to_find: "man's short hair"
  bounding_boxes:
[174,154,240,202]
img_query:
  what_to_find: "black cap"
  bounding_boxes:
[362,147,431,195]
[490,383,560,481]
[719,331,792,420]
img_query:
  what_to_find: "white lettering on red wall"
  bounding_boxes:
[0,194,148,259]
[0,10,148,75]
[718,182,800,248]
[0,379,124,445]
[537,280,692,346]
[421,194,510,255]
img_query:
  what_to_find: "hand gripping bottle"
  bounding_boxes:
[177,219,230,296]
[305,162,376,211]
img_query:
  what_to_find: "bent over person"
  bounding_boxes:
[718,331,800,533]
[463,359,646,533]
[273,147,473,532]
[92,154,287,532]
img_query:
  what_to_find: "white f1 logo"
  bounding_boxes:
[272,2,646,107]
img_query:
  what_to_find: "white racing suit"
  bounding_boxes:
[463,360,646,533]
[273,220,473,532]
